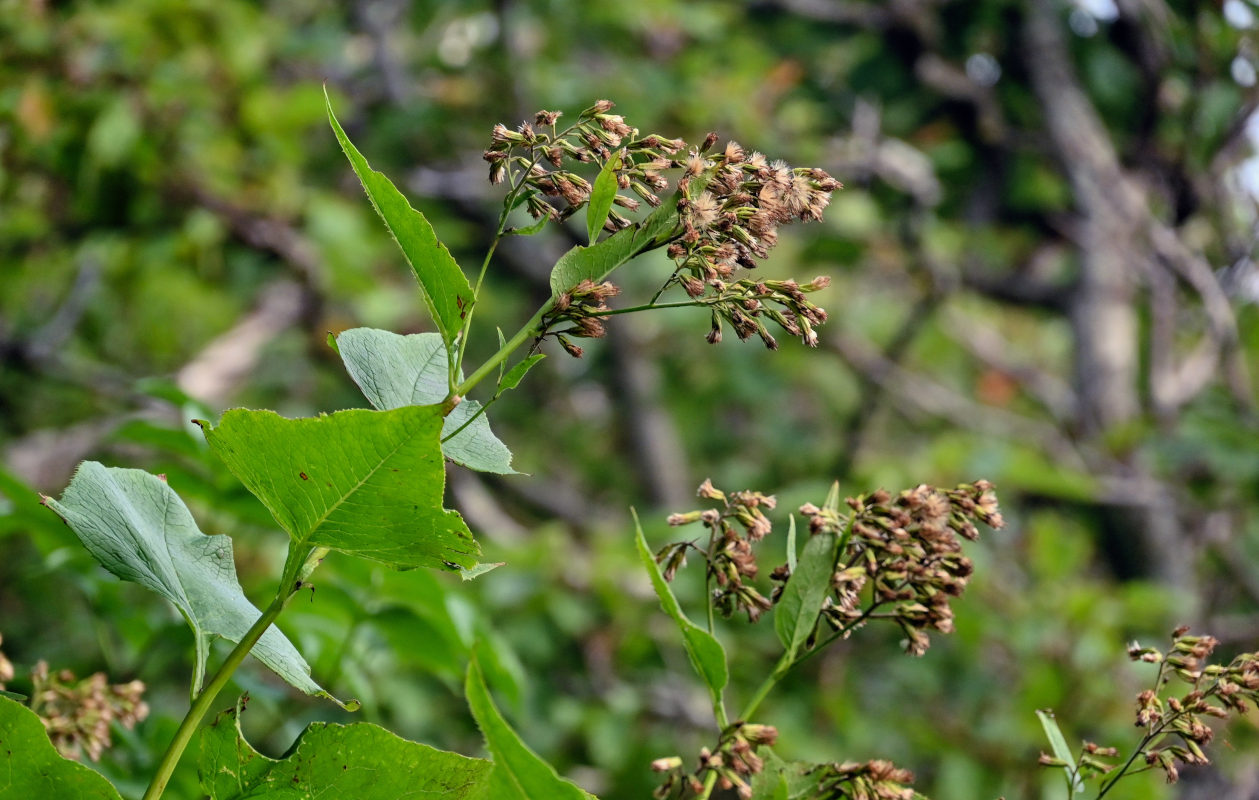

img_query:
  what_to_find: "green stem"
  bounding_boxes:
[737,650,793,723]
[441,393,497,444]
[1095,660,1174,798]
[455,302,551,397]
[451,236,503,391]
[736,603,879,723]
[590,300,707,317]
[696,768,720,800]
[141,572,309,800]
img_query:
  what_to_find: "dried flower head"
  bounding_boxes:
[27,660,149,761]
[657,480,777,622]
[782,481,1003,657]
[651,721,779,799]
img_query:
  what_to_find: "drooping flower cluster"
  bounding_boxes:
[1040,628,1259,789]
[483,100,842,352]
[546,278,621,358]
[807,759,920,800]
[26,659,149,761]
[483,99,683,228]
[795,481,1003,656]
[668,141,840,348]
[697,276,831,349]
[651,721,779,799]
[661,478,777,622]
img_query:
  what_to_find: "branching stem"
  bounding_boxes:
[141,577,305,800]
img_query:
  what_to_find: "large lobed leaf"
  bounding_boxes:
[325,90,473,350]
[200,407,479,571]
[632,513,728,700]
[465,656,596,800]
[0,696,123,800]
[334,327,516,474]
[200,705,493,799]
[41,463,331,701]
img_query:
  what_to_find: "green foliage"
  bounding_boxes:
[199,704,494,800]
[326,92,473,354]
[586,150,622,244]
[464,656,595,800]
[632,514,729,705]
[1036,710,1083,794]
[334,327,516,474]
[40,463,327,702]
[547,191,683,298]
[5,3,1259,798]
[773,526,837,662]
[200,407,479,571]
[0,696,123,800]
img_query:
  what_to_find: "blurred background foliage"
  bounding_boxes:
[2,0,1259,798]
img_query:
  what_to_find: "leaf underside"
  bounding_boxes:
[42,463,329,700]
[335,327,516,474]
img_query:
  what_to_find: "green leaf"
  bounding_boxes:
[773,527,837,662]
[200,407,479,571]
[586,150,621,244]
[335,327,517,475]
[548,189,682,298]
[325,90,473,348]
[465,656,595,800]
[199,704,493,800]
[41,463,331,701]
[1036,709,1084,794]
[500,354,545,393]
[459,561,505,581]
[632,511,728,698]
[0,695,123,800]
[506,215,551,236]
[748,754,825,800]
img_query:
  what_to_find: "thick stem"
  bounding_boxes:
[141,581,303,800]
[451,236,503,391]
[696,768,720,800]
[737,651,793,723]
[455,302,551,397]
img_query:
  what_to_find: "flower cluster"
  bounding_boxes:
[661,478,777,622]
[484,100,842,352]
[797,481,1003,656]
[483,99,684,228]
[807,759,919,800]
[27,659,149,761]
[651,721,779,799]
[697,276,831,349]
[1042,628,1259,789]
[667,141,841,348]
[546,278,621,357]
